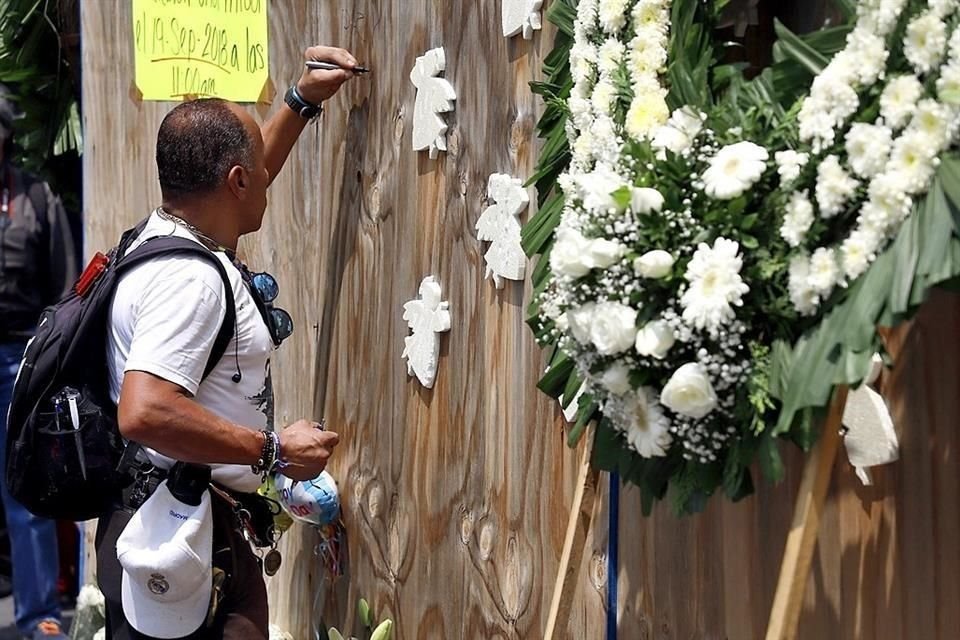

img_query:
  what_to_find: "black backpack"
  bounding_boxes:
[5,218,236,520]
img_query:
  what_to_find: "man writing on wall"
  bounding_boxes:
[96,45,358,639]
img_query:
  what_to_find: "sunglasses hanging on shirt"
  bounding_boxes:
[235,263,294,347]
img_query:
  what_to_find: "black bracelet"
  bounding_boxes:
[251,429,277,479]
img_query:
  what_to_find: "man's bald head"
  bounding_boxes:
[156,98,255,202]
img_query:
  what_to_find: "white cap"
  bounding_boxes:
[115,480,213,639]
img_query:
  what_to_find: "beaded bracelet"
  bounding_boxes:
[252,429,280,480]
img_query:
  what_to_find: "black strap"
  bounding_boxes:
[115,236,236,381]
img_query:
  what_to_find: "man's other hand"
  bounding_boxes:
[277,419,341,480]
[297,45,359,104]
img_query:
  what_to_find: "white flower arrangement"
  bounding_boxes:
[781,0,960,315]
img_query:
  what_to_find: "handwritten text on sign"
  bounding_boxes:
[132,0,269,102]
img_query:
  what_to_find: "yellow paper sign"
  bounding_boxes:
[132,0,269,102]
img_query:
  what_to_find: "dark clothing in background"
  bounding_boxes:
[0,163,78,334]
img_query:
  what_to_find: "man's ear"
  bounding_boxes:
[226,165,248,199]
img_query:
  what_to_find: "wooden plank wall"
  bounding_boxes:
[81,1,960,638]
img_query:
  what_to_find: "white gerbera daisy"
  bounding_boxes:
[680,238,750,331]
[903,11,949,75]
[701,141,769,200]
[780,191,815,247]
[880,75,924,129]
[608,387,672,458]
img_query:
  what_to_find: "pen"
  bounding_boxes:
[305,60,370,74]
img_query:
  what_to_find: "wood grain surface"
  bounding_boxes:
[81,1,960,638]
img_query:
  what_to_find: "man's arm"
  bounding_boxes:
[263,45,359,184]
[118,371,339,481]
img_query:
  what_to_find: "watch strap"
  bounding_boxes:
[284,85,322,119]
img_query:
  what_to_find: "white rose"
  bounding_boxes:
[550,228,594,278]
[566,304,596,344]
[600,362,633,395]
[631,187,665,214]
[660,362,718,419]
[588,301,637,355]
[588,238,628,268]
[633,250,674,279]
[635,320,675,359]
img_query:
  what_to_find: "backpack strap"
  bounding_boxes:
[116,236,237,381]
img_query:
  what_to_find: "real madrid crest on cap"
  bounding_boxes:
[147,573,170,595]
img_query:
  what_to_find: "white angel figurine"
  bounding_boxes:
[409,47,457,159]
[476,173,529,288]
[402,276,451,388]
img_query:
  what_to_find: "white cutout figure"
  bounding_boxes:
[502,0,543,39]
[476,173,529,288]
[402,276,451,389]
[842,353,900,485]
[410,48,457,159]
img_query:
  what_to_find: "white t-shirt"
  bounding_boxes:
[106,211,275,493]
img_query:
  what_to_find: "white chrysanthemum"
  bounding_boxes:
[846,27,890,84]
[589,115,621,160]
[680,238,750,331]
[886,132,938,194]
[571,129,595,167]
[651,106,704,156]
[575,0,598,32]
[798,64,860,149]
[780,191,815,247]
[816,155,859,218]
[857,0,910,36]
[880,75,924,129]
[569,96,593,131]
[597,38,626,73]
[808,247,840,295]
[625,91,669,141]
[608,387,672,458]
[844,122,894,178]
[903,11,949,75]
[797,97,839,150]
[569,43,598,85]
[632,1,670,33]
[628,38,668,76]
[910,98,954,148]
[841,226,883,280]
[936,62,960,104]
[928,0,959,18]
[598,0,629,33]
[860,177,914,233]
[701,141,769,200]
[775,149,810,183]
[591,79,617,115]
[575,163,625,212]
[788,253,820,315]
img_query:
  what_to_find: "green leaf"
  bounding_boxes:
[773,20,831,75]
[358,599,372,628]
[757,434,785,483]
